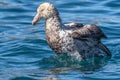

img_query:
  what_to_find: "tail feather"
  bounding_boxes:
[99,42,112,56]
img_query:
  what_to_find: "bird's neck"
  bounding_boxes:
[45,15,62,49]
[45,15,62,33]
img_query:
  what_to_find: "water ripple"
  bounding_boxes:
[0,0,120,80]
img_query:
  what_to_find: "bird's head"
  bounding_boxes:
[32,2,59,25]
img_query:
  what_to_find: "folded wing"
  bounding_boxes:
[70,24,111,56]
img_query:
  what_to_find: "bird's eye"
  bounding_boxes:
[41,9,44,11]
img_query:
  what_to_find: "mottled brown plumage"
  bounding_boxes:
[32,2,111,59]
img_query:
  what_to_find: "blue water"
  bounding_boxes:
[0,0,120,80]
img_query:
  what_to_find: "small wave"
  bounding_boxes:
[40,54,110,74]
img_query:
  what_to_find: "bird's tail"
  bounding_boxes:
[98,42,112,56]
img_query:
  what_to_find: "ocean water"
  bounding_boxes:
[0,0,120,80]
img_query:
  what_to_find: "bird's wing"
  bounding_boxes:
[63,22,84,30]
[71,24,107,40]
[70,24,111,56]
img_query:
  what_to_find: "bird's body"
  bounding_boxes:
[32,2,111,59]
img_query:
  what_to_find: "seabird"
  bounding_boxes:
[32,2,111,59]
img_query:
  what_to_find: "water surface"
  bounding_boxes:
[0,0,120,80]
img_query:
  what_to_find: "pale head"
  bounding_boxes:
[32,2,59,25]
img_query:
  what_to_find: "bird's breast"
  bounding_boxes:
[46,30,75,53]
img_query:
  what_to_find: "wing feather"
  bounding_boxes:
[71,24,107,40]
[70,24,111,56]
[64,22,84,30]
